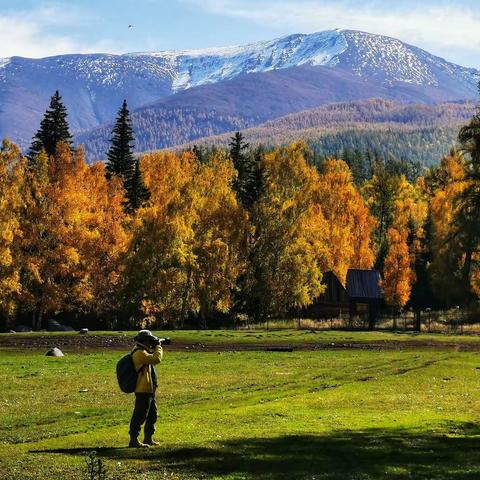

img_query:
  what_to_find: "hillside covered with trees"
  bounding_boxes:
[78,98,474,167]
[184,99,475,168]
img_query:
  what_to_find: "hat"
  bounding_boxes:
[133,329,158,345]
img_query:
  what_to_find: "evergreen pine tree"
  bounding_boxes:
[451,107,480,304]
[106,100,135,181]
[229,132,249,165]
[29,90,72,161]
[229,132,262,210]
[250,146,264,203]
[125,159,150,212]
[106,100,148,212]
[231,144,264,321]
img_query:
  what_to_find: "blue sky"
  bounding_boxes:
[0,0,479,67]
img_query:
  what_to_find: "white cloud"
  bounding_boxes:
[0,5,114,58]
[185,0,480,65]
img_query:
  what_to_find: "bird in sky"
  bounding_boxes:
[128,24,134,30]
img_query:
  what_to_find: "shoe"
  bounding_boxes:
[143,436,159,446]
[128,436,150,448]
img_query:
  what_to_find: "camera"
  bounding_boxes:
[150,336,171,346]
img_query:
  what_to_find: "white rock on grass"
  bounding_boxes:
[45,347,64,357]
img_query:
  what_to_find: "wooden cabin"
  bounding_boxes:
[302,269,383,327]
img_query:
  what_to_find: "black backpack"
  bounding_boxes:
[116,348,143,393]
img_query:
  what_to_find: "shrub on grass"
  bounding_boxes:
[85,451,107,480]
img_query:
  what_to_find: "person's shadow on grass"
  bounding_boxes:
[32,422,480,479]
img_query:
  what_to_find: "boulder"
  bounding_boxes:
[46,347,64,357]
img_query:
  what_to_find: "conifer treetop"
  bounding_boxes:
[29,90,72,160]
[106,99,135,180]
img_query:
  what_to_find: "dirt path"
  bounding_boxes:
[1,333,480,352]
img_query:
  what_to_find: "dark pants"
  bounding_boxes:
[129,393,157,438]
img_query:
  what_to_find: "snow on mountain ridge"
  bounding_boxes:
[339,30,477,88]
[0,29,477,92]
[165,30,348,91]
[341,31,437,85]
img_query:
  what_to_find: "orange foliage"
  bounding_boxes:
[394,177,428,232]
[381,227,412,309]
[318,159,375,284]
[19,143,129,327]
[0,140,25,317]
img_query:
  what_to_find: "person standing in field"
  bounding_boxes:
[129,330,163,448]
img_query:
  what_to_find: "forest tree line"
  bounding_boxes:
[1,89,480,330]
[78,98,472,166]
[171,99,473,170]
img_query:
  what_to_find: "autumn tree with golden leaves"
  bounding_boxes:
[122,150,247,327]
[122,150,198,326]
[317,159,375,284]
[0,140,26,328]
[248,143,328,318]
[381,227,412,312]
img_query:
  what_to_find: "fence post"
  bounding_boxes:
[455,306,462,334]
[425,308,431,333]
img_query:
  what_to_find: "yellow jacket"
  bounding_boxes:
[132,345,163,394]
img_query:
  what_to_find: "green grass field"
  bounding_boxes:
[1,330,480,479]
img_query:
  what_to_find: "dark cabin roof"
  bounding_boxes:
[346,269,383,300]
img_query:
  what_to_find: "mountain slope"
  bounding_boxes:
[177,98,475,167]
[0,29,478,148]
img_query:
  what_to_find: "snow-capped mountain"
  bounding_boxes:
[0,29,478,149]
[141,29,349,91]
